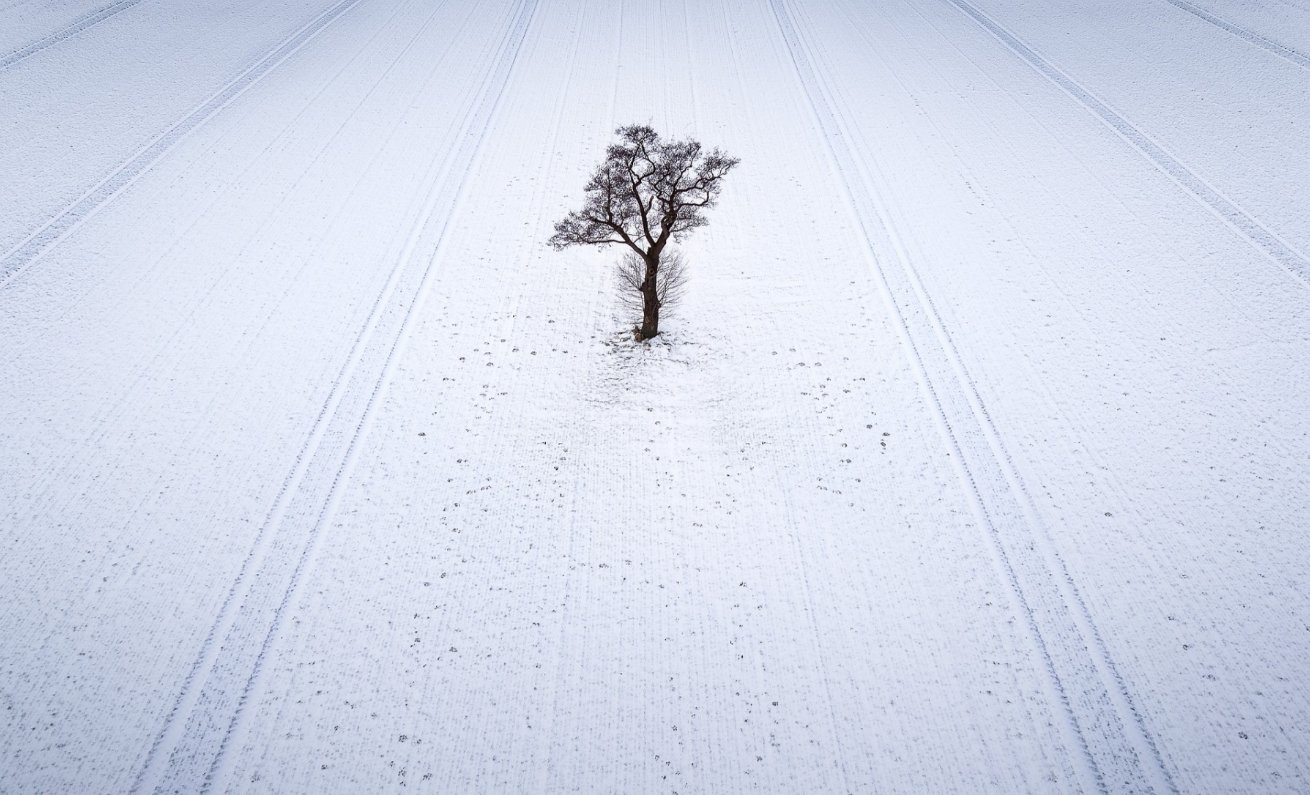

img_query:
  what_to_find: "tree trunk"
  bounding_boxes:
[638,252,661,340]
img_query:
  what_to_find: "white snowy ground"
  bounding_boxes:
[2,0,1309,792]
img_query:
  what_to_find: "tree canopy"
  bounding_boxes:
[549,125,739,259]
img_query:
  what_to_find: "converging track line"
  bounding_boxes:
[130,0,540,790]
[202,1,540,788]
[768,0,1179,791]
[0,0,369,290]
[0,0,146,70]
[940,0,1310,287]
[1157,0,1310,71]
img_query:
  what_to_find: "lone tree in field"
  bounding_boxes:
[549,125,739,340]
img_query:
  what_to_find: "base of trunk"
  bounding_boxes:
[639,304,660,340]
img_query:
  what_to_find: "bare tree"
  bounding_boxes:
[549,124,738,340]
[616,248,688,321]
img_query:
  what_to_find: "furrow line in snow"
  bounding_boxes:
[0,0,367,290]
[2,0,426,538]
[132,0,540,791]
[769,0,1177,792]
[201,0,540,785]
[939,0,1310,287]
[530,6,609,786]
[0,0,145,70]
[1157,0,1310,70]
[128,0,461,788]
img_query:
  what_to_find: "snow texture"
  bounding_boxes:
[2,0,1309,792]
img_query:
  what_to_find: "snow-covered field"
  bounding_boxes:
[2,0,1309,791]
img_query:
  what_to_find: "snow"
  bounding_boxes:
[2,0,1309,791]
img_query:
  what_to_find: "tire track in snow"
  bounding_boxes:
[1157,0,1310,70]
[5,0,438,537]
[826,3,1189,789]
[0,0,367,290]
[132,0,540,791]
[126,0,459,783]
[939,0,1310,288]
[768,0,1177,792]
[0,0,145,70]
